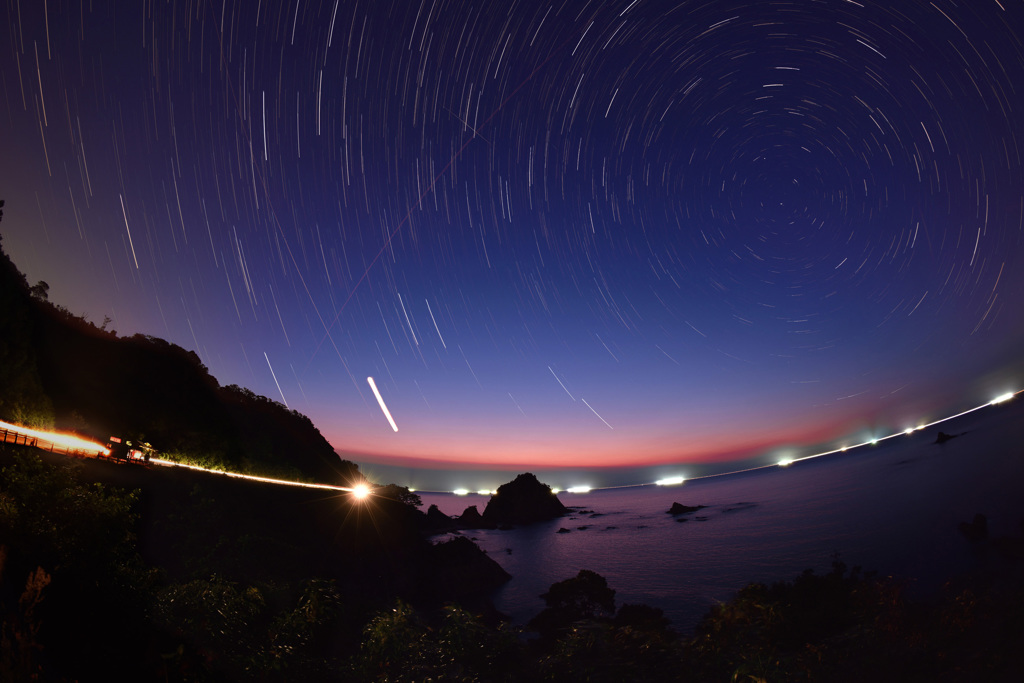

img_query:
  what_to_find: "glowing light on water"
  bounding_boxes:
[477,489,495,496]
[777,458,793,467]
[453,488,469,496]
[567,485,592,494]
[655,476,685,486]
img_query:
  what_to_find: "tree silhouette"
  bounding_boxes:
[28,281,49,301]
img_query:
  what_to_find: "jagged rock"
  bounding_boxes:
[481,473,568,525]
[457,505,491,528]
[425,504,454,527]
[935,431,957,444]
[667,502,706,515]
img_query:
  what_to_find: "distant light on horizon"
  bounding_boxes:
[777,458,793,467]
[453,488,469,496]
[655,476,685,486]
[991,392,1016,405]
[567,485,592,493]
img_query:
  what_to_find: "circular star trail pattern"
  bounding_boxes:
[2,1,1023,487]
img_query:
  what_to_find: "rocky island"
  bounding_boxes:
[423,472,567,532]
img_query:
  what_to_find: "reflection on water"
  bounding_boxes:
[419,402,1024,632]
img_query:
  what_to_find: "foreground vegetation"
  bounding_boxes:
[3,445,1022,681]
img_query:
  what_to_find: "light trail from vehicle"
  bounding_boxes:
[148,457,364,493]
[0,419,109,456]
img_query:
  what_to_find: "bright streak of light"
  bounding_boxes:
[367,376,399,431]
[453,488,469,496]
[119,193,140,269]
[581,398,613,429]
[265,352,289,408]
[991,392,1015,404]
[548,366,575,401]
[425,299,447,349]
[777,458,793,467]
[150,457,359,492]
[567,485,592,493]
[352,483,371,500]
[904,428,914,435]
[477,489,495,496]
[0,419,109,455]
[655,476,685,486]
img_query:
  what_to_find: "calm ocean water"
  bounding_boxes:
[419,401,1024,632]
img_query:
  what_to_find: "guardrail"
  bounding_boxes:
[0,421,108,457]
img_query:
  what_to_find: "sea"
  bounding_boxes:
[418,399,1024,633]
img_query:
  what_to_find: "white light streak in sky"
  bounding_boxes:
[549,366,575,401]
[264,352,289,408]
[425,299,446,348]
[582,398,613,429]
[367,376,399,431]
[118,193,139,269]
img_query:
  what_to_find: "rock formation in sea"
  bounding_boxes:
[481,472,568,525]
[667,502,706,515]
[419,473,567,533]
[457,504,488,528]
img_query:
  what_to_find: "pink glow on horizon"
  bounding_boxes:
[327,409,866,470]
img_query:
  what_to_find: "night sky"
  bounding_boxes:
[2,1,1023,490]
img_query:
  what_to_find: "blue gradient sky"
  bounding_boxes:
[2,1,1023,490]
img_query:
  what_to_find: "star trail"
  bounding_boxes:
[2,1,1023,487]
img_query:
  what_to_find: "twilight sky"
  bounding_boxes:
[2,0,1023,488]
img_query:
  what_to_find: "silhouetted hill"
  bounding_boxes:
[0,220,53,427]
[0,224,357,485]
